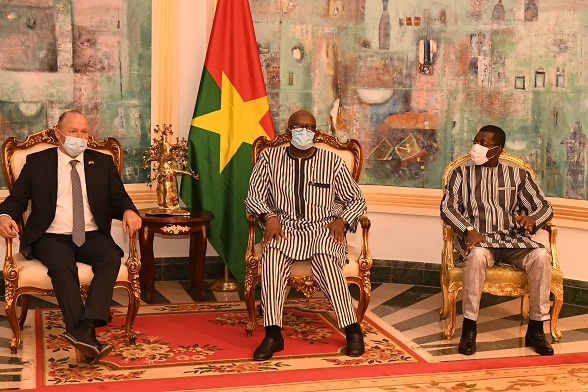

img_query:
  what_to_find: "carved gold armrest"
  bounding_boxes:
[125,232,141,275]
[441,223,455,279]
[543,222,560,270]
[245,213,259,270]
[358,215,372,272]
[3,237,19,290]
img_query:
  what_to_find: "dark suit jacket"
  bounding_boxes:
[0,148,138,257]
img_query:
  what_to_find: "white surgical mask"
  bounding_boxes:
[290,127,315,150]
[61,135,88,157]
[470,143,498,165]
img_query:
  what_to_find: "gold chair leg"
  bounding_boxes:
[6,295,21,354]
[439,281,450,319]
[520,294,529,320]
[244,278,259,337]
[18,294,29,330]
[550,283,564,342]
[125,287,140,345]
[444,282,460,340]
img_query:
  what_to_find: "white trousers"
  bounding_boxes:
[461,247,552,321]
[260,247,357,328]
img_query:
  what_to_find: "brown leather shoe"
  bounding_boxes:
[525,331,554,356]
[253,336,284,361]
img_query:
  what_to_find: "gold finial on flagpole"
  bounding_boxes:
[210,265,241,292]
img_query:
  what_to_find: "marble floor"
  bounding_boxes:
[1,281,588,389]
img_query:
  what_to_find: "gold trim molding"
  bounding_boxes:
[361,185,588,231]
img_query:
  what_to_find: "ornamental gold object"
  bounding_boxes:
[143,124,198,216]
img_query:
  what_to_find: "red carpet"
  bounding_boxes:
[30,299,588,391]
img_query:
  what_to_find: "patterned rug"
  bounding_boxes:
[34,299,422,390]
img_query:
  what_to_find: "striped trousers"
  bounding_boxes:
[260,247,357,328]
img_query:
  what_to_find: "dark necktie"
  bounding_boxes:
[70,160,85,246]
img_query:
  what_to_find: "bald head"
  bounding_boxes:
[287,110,316,130]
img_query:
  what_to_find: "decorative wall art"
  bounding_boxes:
[250,0,588,199]
[0,0,151,187]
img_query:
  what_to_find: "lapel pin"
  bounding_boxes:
[88,161,95,165]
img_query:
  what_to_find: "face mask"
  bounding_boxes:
[61,135,88,157]
[290,127,315,150]
[470,143,498,165]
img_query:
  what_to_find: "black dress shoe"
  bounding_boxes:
[525,331,554,356]
[458,329,476,355]
[253,336,284,361]
[86,343,113,365]
[62,330,100,359]
[346,332,365,357]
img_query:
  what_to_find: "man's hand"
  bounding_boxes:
[514,215,536,233]
[465,227,489,255]
[0,215,19,239]
[122,210,142,236]
[263,215,287,244]
[323,217,347,245]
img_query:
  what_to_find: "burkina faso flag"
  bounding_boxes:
[180,0,275,283]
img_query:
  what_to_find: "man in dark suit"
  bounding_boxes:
[0,110,142,364]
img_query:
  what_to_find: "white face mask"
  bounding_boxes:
[470,143,498,165]
[290,127,315,150]
[61,135,88,157]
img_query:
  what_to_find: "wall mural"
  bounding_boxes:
[0,0,151,187]
[251,0,588,199]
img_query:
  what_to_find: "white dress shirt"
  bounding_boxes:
[46,149,99,234]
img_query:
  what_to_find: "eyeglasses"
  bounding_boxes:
[288,124,316,132]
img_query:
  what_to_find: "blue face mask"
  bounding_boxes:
[61,135,88,157]
[290,127,315,150]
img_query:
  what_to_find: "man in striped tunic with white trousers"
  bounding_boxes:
[440,125,554,356]
[245,110,367,361]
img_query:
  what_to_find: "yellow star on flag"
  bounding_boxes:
[191,72,270,173]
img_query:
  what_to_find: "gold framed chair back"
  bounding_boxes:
[244,130,371,336]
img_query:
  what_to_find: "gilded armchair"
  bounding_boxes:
[1,129,141,353]
[244,131,372,336]
[439,150,564,342]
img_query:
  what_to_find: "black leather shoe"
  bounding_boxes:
[525,331,554,356]
[458,329,476,355]
[346,332,365,357]
[86,343,113,365]
[62,330,100,359]
[253,336,284,361]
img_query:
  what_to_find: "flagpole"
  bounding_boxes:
[210,265,241,292]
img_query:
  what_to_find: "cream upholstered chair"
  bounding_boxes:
[1,128,141,354]
[244,131,372,336]
[439,150,564,342]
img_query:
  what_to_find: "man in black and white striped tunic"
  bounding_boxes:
[245,110,367,361]
[440,125,554,356]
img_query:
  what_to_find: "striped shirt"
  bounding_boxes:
[245,146,367,261]
[440,160,553,256]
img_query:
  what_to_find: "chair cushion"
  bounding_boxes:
[12,252,130,289]
[449,264,563,284]
[253,243,361,277]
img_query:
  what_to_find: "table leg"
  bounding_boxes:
[139,228,156,303]
[189,226,207,300]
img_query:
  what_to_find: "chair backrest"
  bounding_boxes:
[441,149,535,192]
[251,130,363,181]
[1,128,124,229]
